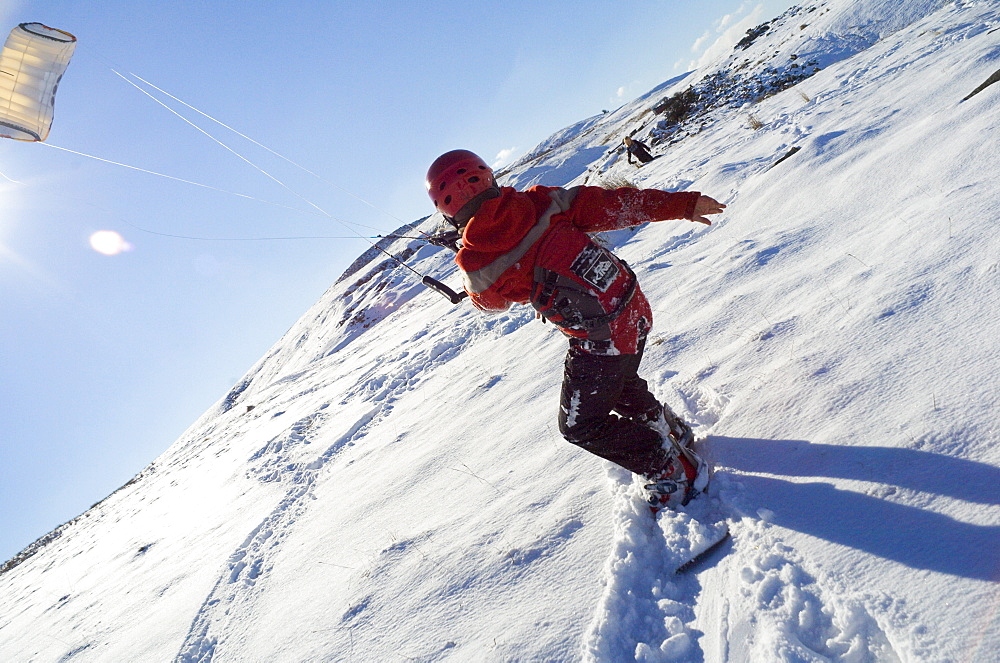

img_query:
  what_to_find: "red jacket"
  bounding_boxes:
[456,185,700,354]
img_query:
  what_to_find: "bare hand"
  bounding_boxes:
[692,195,726,225]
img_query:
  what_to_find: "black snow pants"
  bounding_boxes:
[557,338,669,477]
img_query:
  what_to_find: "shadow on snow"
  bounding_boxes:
[711,436,1000,582]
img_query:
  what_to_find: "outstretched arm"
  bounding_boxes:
[563,186,701,232]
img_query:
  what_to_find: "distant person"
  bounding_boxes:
[623,136,654,165]
[425,149,726,509]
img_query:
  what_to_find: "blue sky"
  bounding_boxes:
[0,0,795,562]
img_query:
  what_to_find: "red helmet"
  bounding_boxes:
[426,149,495,218]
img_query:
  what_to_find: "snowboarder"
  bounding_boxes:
[623,136,654,165]
[425,149,725,508]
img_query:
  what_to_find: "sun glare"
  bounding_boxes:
[89,230,133,256]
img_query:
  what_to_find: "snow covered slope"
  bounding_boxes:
[2,0,998,661]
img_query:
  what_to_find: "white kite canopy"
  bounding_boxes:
[0,22,77,142]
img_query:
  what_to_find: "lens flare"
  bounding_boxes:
[89,230,132,256]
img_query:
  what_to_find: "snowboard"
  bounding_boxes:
[650,432,731,574]
[648,477,731,575]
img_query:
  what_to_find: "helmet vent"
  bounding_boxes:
[468,176,480,183]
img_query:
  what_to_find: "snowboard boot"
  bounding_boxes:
[637,403,695,448]
[644,447,710,511]
[663,405,695,449]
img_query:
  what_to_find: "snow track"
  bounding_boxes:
[583,468,688,662]
[583,376,731,662]
[583,465,732,663]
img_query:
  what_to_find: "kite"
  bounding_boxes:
[0,22,76,142]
